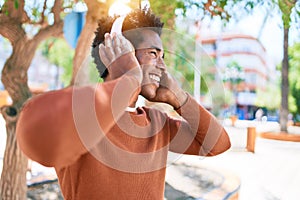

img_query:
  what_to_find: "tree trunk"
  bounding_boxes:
[70,14,99,86]
[70,0,110,86]
[0,39,35,199]
[280,27,289,132]
[0,1,63,199]
[0,106,28,200]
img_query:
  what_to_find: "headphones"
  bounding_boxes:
[110,16,126,35]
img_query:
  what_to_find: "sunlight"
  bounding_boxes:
[109,0,132,17]
[140,0,150,9]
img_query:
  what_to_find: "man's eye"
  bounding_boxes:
[150,51,157,57]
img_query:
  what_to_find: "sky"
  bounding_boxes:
[187,4,299,66]
[225,6,299,65]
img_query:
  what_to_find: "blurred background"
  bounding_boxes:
[0,0,300,199]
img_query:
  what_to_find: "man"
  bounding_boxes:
[16,8,231,199]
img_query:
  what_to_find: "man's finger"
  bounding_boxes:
[104,33,112,48]
[103,33,116,62]
[119,35,134,52]
[113,35,122,55]
[99,44,110,67]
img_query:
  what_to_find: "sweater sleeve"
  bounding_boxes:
[168,94,231,156]
[16,76,140,169]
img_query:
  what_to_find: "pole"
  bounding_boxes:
[194,21,201,103]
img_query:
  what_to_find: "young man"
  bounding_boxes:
[16,8,230,200]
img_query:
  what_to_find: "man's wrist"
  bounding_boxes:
[173,91,188,110]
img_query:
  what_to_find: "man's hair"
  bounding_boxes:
[91,8,164,78]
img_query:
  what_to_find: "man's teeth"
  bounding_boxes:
[150,74,160,82]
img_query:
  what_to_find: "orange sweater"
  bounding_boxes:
[57,102,230,199]
[16,76,230,200]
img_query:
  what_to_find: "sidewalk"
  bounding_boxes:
[165,121,300,200]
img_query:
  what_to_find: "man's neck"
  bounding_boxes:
[128,95,145,109]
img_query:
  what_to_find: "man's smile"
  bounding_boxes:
[149,73,161,83]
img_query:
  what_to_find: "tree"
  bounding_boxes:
[0,0,139,198]
[277,0,298,132]
[0,0,66,199]
[192,0,299,132]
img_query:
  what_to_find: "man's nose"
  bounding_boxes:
[156,58,166,71]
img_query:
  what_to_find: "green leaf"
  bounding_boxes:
[14,0,18,9]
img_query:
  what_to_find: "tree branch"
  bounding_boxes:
[32,0,64,44]
[39,0,48,25]
[52,0,63,24]
[2,0,29,23]
[0,13,26,45]
[33,20,64,44]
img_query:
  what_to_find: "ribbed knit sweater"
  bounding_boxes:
[16,76,230,200]
[56,96,230,199]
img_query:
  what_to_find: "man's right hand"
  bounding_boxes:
[99,33,141,82]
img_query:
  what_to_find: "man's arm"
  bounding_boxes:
[16,34,141,169]
[146,71,230,156]
[169,94,231,156]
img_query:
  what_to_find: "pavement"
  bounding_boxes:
[1,116,300,199]
[165,119,300,200]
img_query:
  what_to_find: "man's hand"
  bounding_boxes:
[144,70,188,109]
[99,33,141,81]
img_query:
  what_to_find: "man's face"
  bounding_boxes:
[134,30,166,99]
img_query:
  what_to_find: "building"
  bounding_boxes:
[201,33,277,119]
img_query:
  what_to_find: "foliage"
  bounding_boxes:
[223,61,245,85]
[149,0,184,28]
[273,40,300,123]
[89,61,102,83]
[289,42,300,85]
[290,82,300,113]
[255,83,281,111]
[289,42,300,119]
[40,38,100,86]
[278,0,297,28]
[41,38,74,86]
[149,0,249,27]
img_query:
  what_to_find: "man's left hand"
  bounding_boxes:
[147,71,188,109]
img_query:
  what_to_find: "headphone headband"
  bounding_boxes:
[110,16,126,35]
